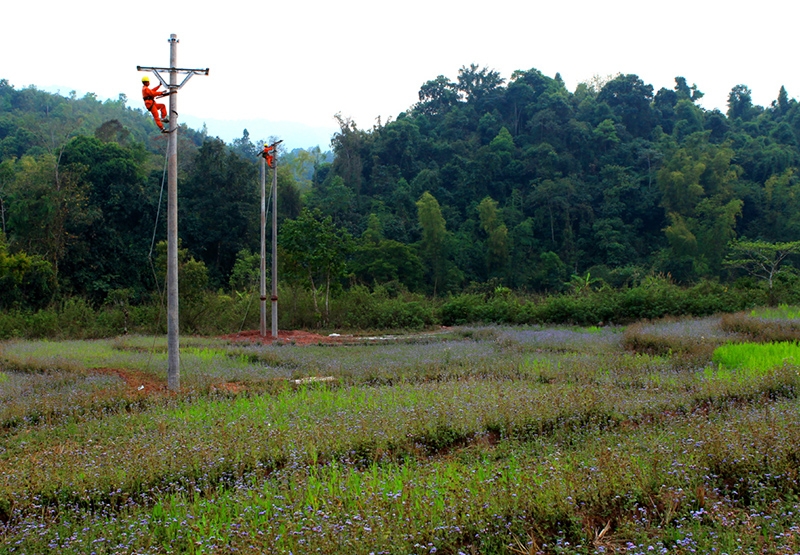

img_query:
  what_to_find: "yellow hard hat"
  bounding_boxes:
[142,76,150,83]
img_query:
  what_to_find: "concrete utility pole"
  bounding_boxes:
[138,35,208,391]
[259,141,282,339]
[259,152,267,337]
[271,144,279,339]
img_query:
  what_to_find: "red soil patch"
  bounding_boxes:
[221,327,455,346]
[94,367,250,396]
[220,329,346,345]
[210,381,247,394]
[93,367,166,394]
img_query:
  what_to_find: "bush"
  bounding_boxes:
[0,310,25,339]
[334,286,435,331]
[24,309,59,338]
[720,312,800,343]
[57,298,98,338]
[439,294,486,326]
[0,279,785,339]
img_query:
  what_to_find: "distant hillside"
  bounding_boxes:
[0,79,207,160]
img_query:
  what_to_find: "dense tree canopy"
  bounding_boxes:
[3,65,800,307]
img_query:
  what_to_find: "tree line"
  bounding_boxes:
[2,68,800,317]
[314,68,800,295]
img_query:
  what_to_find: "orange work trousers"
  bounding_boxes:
[146,100,167,130]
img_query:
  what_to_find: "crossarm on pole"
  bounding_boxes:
[137,66,210,90]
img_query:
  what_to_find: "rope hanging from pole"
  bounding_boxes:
[144,145,170,374]
[149,147,169,260]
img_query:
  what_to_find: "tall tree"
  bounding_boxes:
[416,75,459,117]
[724,238,800,292]
[775,85,791,116]
[416,191,449,295]
[477,196,509,278]
[279,208,352,321]
[727,84,755,121]
[674,76,704,102]
[456,64,505,104]
[597,74,655,138]
[57,136,152,300]
[181,138,259,287]
[658,135,743,278]
[5,153,91,289]
[330,114,367,197]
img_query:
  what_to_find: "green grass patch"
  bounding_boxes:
[713,341,800,372]
[750,303,800,320]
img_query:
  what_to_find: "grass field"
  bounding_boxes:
[1,315,800,554]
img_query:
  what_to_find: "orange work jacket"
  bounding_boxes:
[142,84,162,109]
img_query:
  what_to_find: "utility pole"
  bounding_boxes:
[271,143,280,339]
[259,150,267,337]
[138,35,208,391]
[260,140,282,339]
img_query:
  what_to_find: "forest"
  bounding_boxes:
[2,67,800,328]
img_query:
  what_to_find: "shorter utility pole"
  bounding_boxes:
[271,142,280,340]
[259,140,282,338]
[259,149,267,337]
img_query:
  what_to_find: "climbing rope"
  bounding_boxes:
[145,147,170,370]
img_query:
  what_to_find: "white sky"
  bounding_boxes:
[3,0,799,151]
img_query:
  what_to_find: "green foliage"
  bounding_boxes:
[7,71,800,321]
[477,196,509,277]
[351,238,424,290]
[180,138,259,288]
[0,234,54,309]
[416,191,452,295]
[750,303,800,319]
[336,286,435,330]
[279,208,353,322]
[150,241,215,331]
[658,135,743,279]
[724,238,800,291]
[228,248,261,292]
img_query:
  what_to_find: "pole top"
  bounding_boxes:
[169,34,178,43]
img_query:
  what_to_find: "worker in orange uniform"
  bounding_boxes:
[141,76,169,132]
[263,142,277,168]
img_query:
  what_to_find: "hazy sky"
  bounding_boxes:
[4,0,798,151]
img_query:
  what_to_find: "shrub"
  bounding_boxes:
[720,312,800,343]
[334,287,435,331]
[439,294,485,326]
[23,309,59,338]
[0,310,25,339]
[57,297,98,338]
